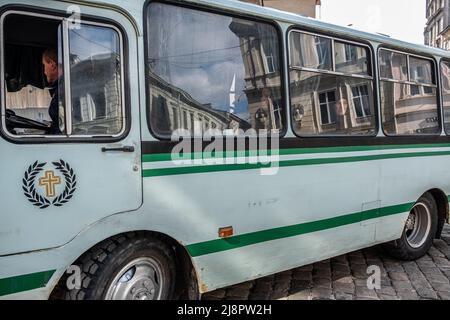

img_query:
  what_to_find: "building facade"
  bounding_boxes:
[425,0,450,49]
[240,0,321,18]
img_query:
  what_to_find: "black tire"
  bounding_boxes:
[64,233,176,300]
[383,193,438,261]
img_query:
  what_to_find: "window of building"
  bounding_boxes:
[351,85,371,118]
[2,12,125,139]
[290,33,332,71]
[379,49,439,135]
[318,90,337,125]
[335,41,370,75]
[289,31,375,136]
[146,3,284,138]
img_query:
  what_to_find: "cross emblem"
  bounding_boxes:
[38,170,61,198]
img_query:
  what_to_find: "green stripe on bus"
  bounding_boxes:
[143,150,450,177]
[142,143,450,163]
[186,203,415,257]
[0,270,55,296]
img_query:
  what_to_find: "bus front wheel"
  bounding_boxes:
[384,193,438,261]
[65,233,176,300]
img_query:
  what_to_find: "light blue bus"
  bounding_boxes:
[1,0,450,299]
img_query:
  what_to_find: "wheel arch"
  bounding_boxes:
[49,230,200,300]
[426,188,448,239]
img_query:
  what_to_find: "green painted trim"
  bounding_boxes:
[186,203,414,257]
[142,143,450,163]
[143,150,450,177]
[0,270,55,296]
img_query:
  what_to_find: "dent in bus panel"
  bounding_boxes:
[380,82,439,135]
[289,70,376,136]
[145,2,285,138]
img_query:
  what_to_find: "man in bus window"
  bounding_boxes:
[42,48,63,134]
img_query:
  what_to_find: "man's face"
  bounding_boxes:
[42,56,58,84]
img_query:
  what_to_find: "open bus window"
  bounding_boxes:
[3,14,64,136]
[1,12,124,138]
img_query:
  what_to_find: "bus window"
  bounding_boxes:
[289,31,375,136]
[289,33,332,71]
[1,12,125,138]
[3,14,65,136]
[379,49,439,135]
[146,3,284,138]
[441,61,450,133]
[69,24,123,136]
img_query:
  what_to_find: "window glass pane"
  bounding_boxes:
[290,70,375,135]
[290,32,332,71]
[69,24,123,135]
[3,14,65,135]
[335,41,370,75]
[379,50,408,81]
[380,81,439,135]
[146,3,284,137]
[442,61,450,133]
[409,57,434,85]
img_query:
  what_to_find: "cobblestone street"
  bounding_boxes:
[202,224,450,300]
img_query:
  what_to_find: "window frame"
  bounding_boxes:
[351,84,371,119]
[287,28,377,138]
[0,8,129,143]
[143,0,287,140]
[440,58,450,135]
[377,47,440,137]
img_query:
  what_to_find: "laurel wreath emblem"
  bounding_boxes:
[22,160,77,209]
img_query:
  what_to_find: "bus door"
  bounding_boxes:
[0,9,142,255]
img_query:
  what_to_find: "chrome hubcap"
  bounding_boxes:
[105,257,163,300]
[405,202,431,249]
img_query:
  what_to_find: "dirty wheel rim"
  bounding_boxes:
[105,257,164,300]
[405,202,431,249]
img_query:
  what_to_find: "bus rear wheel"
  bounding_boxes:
[65,233,176,300]
[384,193,438,261]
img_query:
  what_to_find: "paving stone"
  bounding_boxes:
[287,289,311,300]
[375,286,397,296]
[437,290,450,300]
[429,281,450,292]
[334,292,354,300]
[396,290,419,300]
[355,286,378,299]
[333,282,355,294]
[425,273,449,284]
[313,277,332,289]
[379,294,400,300]
[415,287,439,300]
[429,247,445,258]
[392,280,414,291]
[292,271,313,281]
[388,272,409,281]
[433,257,450,270]
[311,287,333,300]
